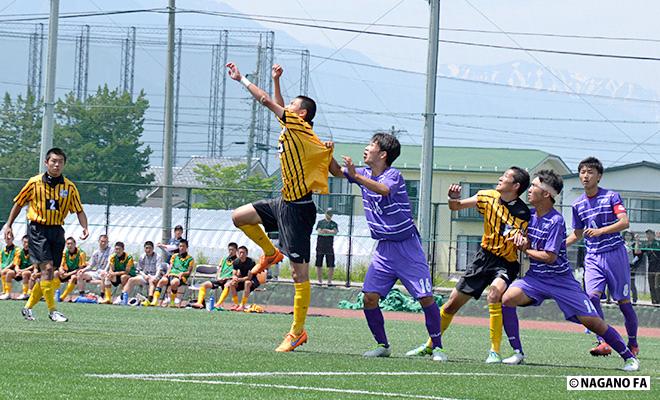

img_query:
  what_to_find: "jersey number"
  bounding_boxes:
[46,199,59,211]
[419,278,432,293]
[583,299,596,314]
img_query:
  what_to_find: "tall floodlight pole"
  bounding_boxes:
[418,0,440,255]
[39,0,59,173]
[162,0,176,245]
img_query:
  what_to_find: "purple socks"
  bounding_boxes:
[364,307,388,346]
[601,326,635,360]
[503,305,523,353]
[422,302,442,349]
[619,302,638,347]
[589,294,605,342]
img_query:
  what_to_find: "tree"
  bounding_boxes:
[55,86,154,205]
[192,163,276,210]
[0,92,41,222]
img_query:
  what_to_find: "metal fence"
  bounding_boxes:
[1,177,658,302]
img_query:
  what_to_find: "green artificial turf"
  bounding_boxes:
[0,301,657,399]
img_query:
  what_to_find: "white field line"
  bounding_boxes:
[94,376,467,400]
[87,371,566,379]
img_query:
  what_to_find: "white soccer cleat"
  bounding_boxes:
[16,293,29,300]
[363,345,392,358]
[502,350,525,365]
[485,350,502,364]
[22,308,36,321]
[623,357,640,372]
[405,344,432,357]
[0,293,11,300]
[431,347,448,362]
[49,310,68,322]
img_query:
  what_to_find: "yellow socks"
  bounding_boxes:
[290,281,311,335]
[22,283,29,294]
[197,286,207,304]
[241,296,248,306]
[26,282,43,308]
[51,277,61,290]
[1,275,6,293]
[2,280,10,294]
[426,306,456,348]
[218,287,230,305]
[239,224,275,256]
[104,287,112,302]
[170,292,176,305]
[40,280,56,312]
[151,289,161,305]
[232,295,239,305]
[489,302,503,354]
[61,282,75,300]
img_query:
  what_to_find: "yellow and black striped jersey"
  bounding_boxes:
[13,174,83,226]
[476,189,530,262]
[277,110,332,201]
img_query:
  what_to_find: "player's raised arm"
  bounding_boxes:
[226,62,285,119]
[342,156,390,196]
[272,64,285,107]
[447,184,478,211]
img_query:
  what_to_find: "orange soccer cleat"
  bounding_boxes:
[275,330,308,352]
[251,249,284,275]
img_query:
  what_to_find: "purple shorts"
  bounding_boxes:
[510,272,599,323]
[362,234,433,300]
[584,245,631,301]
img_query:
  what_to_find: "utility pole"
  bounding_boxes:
[39,0,59,173]
[246,45,262,175]
[418,0,440,255]
[161,0,175,245]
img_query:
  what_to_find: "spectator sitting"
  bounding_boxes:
[226,246,260,312]
[100,242,135,304]
[125,241,165,305]
[0,235,34,300]
[54,237,88,302]
[80,234,111,295]
[157,224,184,259]
[150,239,194,308]
[0,231,17,298]
[192,242,238,309]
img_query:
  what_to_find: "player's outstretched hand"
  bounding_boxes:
[272,64,283,79]
[80,227,89,241]
[226,62,242,81]
[342,156,356,178]
[448,184,462,199]
[583,228,602,238]
[323,141,335,150]
[507,231,529,250]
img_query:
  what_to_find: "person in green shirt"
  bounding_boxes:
[100,242,135,304]
[0,231,17,299]
[151,239,194,307]
[54,237,88,302]
[191,242,238,309]
[1,235,34,300]
[315,208,339,286]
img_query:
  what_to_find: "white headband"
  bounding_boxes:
[537,181,558,198]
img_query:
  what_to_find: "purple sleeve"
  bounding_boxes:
[571,204,584,230]
[543,218,564,255]
[380,168,402,194]
[343,167,366,185]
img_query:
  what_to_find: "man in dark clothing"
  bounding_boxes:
[643,229,660,304]
[315,208,338,286]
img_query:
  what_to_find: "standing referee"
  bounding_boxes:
[2,148,89,321]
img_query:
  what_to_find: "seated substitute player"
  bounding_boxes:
[407,167,531,363]
[150,239,194,307]
[125,241,164,305]
[502,170,639,371]
[100,242,135,304]
[54,237,87,302]
[80,234,111,295]
[0,231,17,297]
[328,133,446,360]
[227,62,332,351]
[1,235,35,300]
[565,157,639,357]
[225,246,260,312]
[191,242,238,309]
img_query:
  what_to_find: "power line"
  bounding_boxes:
[0,8,166,23]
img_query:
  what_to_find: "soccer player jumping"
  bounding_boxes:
[503,169,639,371]
[566,157,639,357]
[226,62,332,352]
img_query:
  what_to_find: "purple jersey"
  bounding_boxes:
[346,167,416,241]
[572,188,625,254]
[527,208,571,276]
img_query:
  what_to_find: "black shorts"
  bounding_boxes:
[211,278,230,289]
[252,194,317,264]
[456,248,520,300]
[315,253,335,268]
[28,222,65,268]
[110,275,124,287]
[236,277,260,292]
[167,275,188,286]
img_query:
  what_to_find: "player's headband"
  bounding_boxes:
[537,181,558,198]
